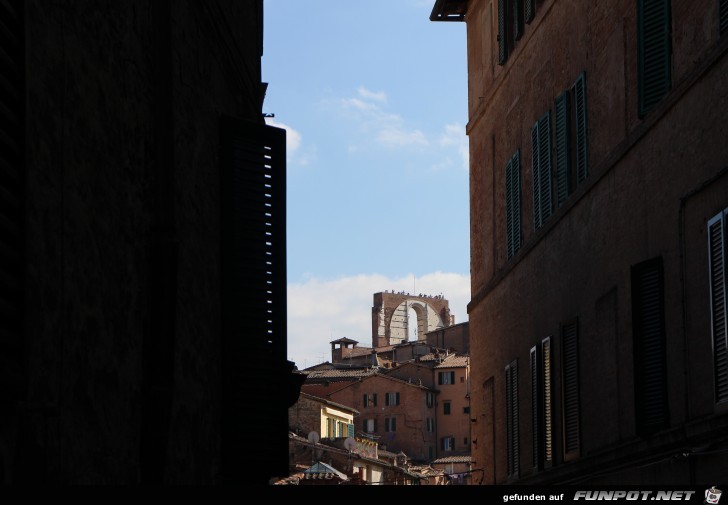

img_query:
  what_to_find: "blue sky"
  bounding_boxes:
[262,0,470,369]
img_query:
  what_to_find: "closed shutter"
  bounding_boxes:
[531,122,541,230]
[708,213,728,404]
[505,359,519,478]
[638,0,672,118]
[537,112,552,226]
[0,0,25,402]
[721,0,728,35]
[513,0,524,41]
[632,257,670,432]
[524,0,535,23]
[573,73,589,184]
[220,116,287,478]
[561,319,580,459]
[348,423,355,438]
[498,0,508,65]
[542,336,553,466]
[530,346,539,469]
[506,149,522,259]
[554,91,571,207]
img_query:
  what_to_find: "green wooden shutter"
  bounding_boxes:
[505,359,519,478]
[0,0,25,402]
[721,0,728,35]
[524,0,535,23]
[631,257,669,432]
[514,0,524,41]
[554,91,571,207]
[498,0,508,65]
[573,73,589,184]
[531,121,542,230]
[638,0,672,118]
[561,319,580,459]
[537,112,552,225]
[505,156,514,258]
[512,150,522,256]
[708,213,728,404]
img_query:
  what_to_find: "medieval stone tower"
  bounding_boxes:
[371,291,452,348]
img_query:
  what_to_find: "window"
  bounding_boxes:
[632,257,669,433]
[426,391,435,408]
[365,418,377,433]
[385,417,397,432]
[722,0,728,36]
[385,392,400,406]
[429,447,434,460]
[505,149,522,259]
[498,0,529,65]
[438,371,456,385]
[561,319,580,460]
[464,437,468,445]
[505,359,519,479]
[363,393,377,407]
[347,423,355,438]
[426,417,435,432]
[443,401,451,415]
[637,0,672,117]
[463,406,470,414]
[707,210,728,404]
[554,73,589,208]
[531,111,552,230]
[531,337,553,470]
[441,436,455,452]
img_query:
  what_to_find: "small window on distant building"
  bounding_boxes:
[444,401,451,415]
[439,371,456,385]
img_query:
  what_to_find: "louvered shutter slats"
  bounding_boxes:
[498,0,507,65]
[709,214,728,403]
[562,321,580,456]
[573,73,588,183]
[638,0,671,117]
[555,92,571,207]
[531,122,541,230]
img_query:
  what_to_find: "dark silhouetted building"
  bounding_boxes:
[1,0,301,484]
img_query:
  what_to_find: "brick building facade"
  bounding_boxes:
[432,0,728,485]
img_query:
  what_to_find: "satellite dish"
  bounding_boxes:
[307,431,320,444]
[344,437,356,451]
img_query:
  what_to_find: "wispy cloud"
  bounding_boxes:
[438,123,469,171]
[336,86,430,150]
[265,118,316,167]
[287,271,471,370]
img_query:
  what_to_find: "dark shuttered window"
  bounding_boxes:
[505,149,522,259]
[573,73,589,184]
[637,0,672,118]
[632,257,670,433]
[505,359,519,479]
[530,347,539,469]
[0,0,25,403]
[542,337,553,467]
[708,211,728,404]
[721,0,728,36]
[220,116,287,478]
[531,112,552,230]
[554,91,572,208]
[524,0,535,23]
[513,0,524,42]
[498,0,508,65]
[561,319,580,461]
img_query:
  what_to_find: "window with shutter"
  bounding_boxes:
[637,0,672,118]
[506,149,522,259]
[524,0,535,23]
[532,112,552,230]
[721,0,728,36]
[542,337,553,467]
[498,0,508,65]
[530,336,553,471]
[554,91,571,208]
[573,73,589,184]
[561,319,580,460]
[0,0,25,403]
[513,0,524,41]
[708,211,728,404]
[505,359,519,479]
[632,257,670,433]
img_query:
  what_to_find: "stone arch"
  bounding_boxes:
[371,292,451,347]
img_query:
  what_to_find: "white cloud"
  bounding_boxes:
[357,86,387,103]
[265,118,301,153]
[438,123,469,171]
[376,127,428,148]
[286,271,471,370]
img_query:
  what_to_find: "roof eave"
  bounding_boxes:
[430,0,468,22]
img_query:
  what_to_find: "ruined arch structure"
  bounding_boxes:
[371,291,453,348]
